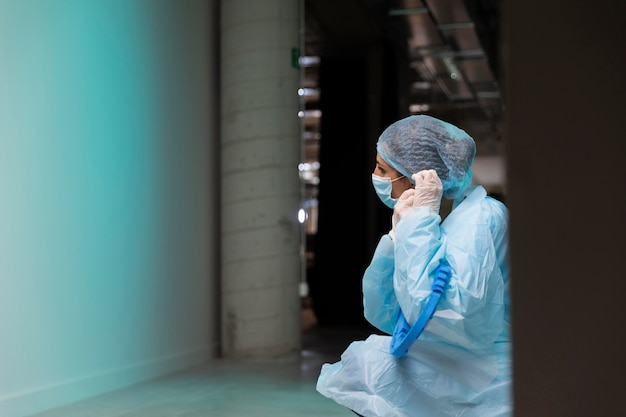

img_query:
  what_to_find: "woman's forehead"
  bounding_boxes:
[375,153,391,168]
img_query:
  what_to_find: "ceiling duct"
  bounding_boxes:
[304,0,503,154]
[391,0,503,153]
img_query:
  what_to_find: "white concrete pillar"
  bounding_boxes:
[220,0,302,358]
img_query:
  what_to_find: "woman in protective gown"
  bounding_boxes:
[316,115,511,417]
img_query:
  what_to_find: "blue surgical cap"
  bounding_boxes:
[376,115,476,200]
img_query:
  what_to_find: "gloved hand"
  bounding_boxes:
[412,170,443,213]
[390,188,415,240]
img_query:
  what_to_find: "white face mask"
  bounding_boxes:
[372,173,405,208]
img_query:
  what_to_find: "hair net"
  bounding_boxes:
[376,115,476,200]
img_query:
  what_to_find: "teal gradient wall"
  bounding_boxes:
[0,1,218,416]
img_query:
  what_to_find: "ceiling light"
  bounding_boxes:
[409,104,430,113]
[388,8,428,16]
[298,88,320,97]
[298,56,320,67]
[443,57,463,81]
[298,110,322,118]
[412,81,432,90]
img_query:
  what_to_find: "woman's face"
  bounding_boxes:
[373,153,413,198]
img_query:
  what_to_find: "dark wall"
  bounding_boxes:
[504,1,626,415]
[309,45,404,326]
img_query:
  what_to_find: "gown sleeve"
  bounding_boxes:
[393,193,507,350]
[362,234,400,335]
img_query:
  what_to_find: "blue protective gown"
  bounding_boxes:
[316,185,511,417]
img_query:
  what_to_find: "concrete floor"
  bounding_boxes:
[30,309,375,417]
